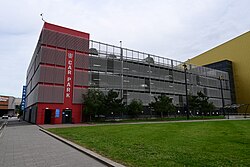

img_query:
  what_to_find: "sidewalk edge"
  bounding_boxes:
[0,121,7,138]
[39,128,126,167]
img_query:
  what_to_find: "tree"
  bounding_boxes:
[188,91,215,115]
[149,94,175,118]
[103,90,125,117]
[83,89,105,121]
[127,99,143,117]
[188,94,199,113]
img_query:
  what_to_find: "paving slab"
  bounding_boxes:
[0,119,107,167]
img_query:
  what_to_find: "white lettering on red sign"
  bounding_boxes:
[65,53,73,98]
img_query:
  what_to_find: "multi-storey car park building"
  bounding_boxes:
[24,22,232,124]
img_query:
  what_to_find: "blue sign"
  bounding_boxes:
[20,86,27,111]
[55,109,60,118]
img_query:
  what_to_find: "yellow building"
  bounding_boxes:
[189,31,250,113]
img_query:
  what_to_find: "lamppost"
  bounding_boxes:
[120,41,123,99]
[183,63,189,120]
[219,75,225,116]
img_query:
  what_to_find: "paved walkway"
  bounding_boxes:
[0,119,106,167]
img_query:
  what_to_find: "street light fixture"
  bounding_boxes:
[219,75,225,116]
[183,63,189,119]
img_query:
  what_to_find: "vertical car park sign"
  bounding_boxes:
[21,86,27,111]
[64,50,75,104]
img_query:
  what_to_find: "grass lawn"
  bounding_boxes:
[49,120,250,167]
[93,116,225,124]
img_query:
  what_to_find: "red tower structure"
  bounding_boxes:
[25,22,89,124]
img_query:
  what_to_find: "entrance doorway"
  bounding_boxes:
[62,109,72,124]
[44,109,52,124]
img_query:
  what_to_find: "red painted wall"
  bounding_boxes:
[37,103,83,124]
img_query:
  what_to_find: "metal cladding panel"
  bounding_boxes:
[126,62,141,76]
[37,85,43,102]
[44,67,54,83]
[54,49,66,66]
[189,74,197,85]
[222,80,229,89]
[54,68,65,84]
[113,60,121,73]
[207,88,221,98]
[99,73,107,87]
[173,71,185,83]
[38,85,64,103]
[39,66,46,83]
[223,90,231,99]
[90,57,107,71]
[26,85,38,107]
[43,29,57,46]
[150,80,157,92]
[160,81,169,93]
[35,51,41,70]
[75,37,89,52]
[108,75,121,89]
[65,35,89,52]
[32,67,40,89]
[127,92,150,105]
[39,66,64,84]
[41,47,55,64]
[140,64,149,76]
[200,77,208,87]
[53,86,64,103]
[24,109,30,121]
[27,66,34,83]
[167,82,175,93]
[75,53,89,69]
[74,70,84,86]
[41,85,53,102]
[207,78,219,88]
[123,76,131,89]
[42,29,89,52]
[42,28,89,52]
[41,47,65,66]
[123,61,129,74]
[66,35,75,50]
[102,74,121,89]
[26,82,31,96]
[73,88,87,104]
[151,67,168,80]
[138,78,146,91]
[26,92,30,107]
[56,32,67,48]
[115,75,122,89]
[139,92,150,105]
[74,70,88,86]
[131,63,139,74]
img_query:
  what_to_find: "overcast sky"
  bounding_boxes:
[0,0,249,97]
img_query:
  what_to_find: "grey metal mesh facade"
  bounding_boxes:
[25,28,231,109]
[81,40,231,107]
